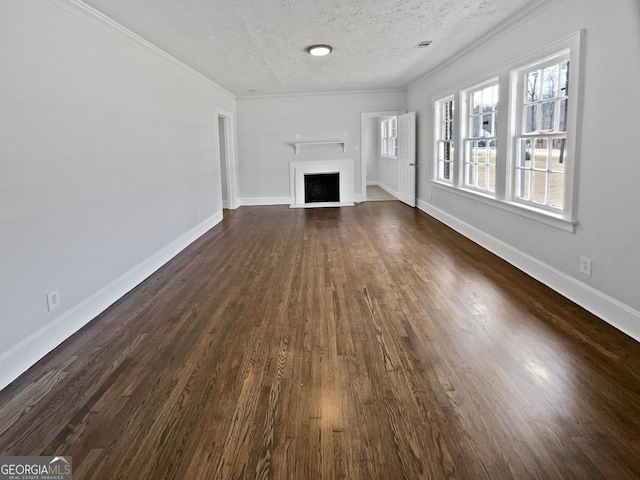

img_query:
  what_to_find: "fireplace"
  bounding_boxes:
[289,159,355,208]
[305,173,339,203]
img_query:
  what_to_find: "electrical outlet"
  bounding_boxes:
[47,289,60,312]
[579,256,592,276]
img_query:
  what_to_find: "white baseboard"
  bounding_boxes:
[377,183,401,200]
[417,198,640,343]
[0,212,223,391]
[366,181,401,202]
[240,197,292,206]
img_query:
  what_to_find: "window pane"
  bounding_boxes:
[549,173,564,209]
[532,171,548,204]
[443,161,451,180]
[471,116,480,138]
[482,86,494,112]
[439,142,446,162]
[482,114,493,136]
[520,139,533,167]
[559,98,568,132]
[518,170,531,200]
[541,101,555,131]
[466,163,475,186]
[442,99,455,140]
[551,138,567,172]
[525,105,537,133]
[534,138,548,170]
[477,142,486,164]
[488,140,497,166]
[472,91,482,114]
[560,60,570,96]
[527,71,539,102]
[542,65,558,100]
[469,140,479,164]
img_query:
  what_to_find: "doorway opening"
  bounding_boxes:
[218,115,229,209]
[360,111,416,207]
[216,109,239,211]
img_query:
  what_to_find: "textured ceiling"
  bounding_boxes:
[81,0,543,97]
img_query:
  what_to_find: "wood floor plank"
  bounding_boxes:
[1,202,640,479]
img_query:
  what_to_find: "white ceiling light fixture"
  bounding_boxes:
[307,44,333,57]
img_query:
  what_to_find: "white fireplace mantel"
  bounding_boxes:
[289,159,355,208]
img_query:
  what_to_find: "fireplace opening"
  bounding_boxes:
[304,173,340,203]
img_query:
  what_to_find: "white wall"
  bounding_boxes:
[378,147,400,196]
[0,0,236,389]
[408,0,640,338]
[236,91,406,204]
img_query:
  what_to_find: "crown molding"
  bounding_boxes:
[408,0,559,92]
[45,0,237,100]
[236,87,407,101]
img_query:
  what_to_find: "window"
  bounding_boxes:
[431,32,581,230]
[381,116,397,157]
[513,53,570,211]
[435,97,455,183]
[464,81,498,194]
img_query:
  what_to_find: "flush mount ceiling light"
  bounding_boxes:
[307,44,333,56]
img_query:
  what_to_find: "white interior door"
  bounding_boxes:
[397,111,416,207]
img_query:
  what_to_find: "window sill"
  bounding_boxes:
[431,181,577,233]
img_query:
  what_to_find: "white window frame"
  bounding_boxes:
[434,96,455,184]
[430,31,582,232]
[462,79,499,196]
[508,48,578,220]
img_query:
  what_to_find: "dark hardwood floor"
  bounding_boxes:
[1,202,640,479]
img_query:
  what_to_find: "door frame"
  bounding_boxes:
[360,110,405,202]
[216,108,239,210]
